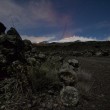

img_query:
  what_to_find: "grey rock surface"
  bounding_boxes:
[60,86,79,107]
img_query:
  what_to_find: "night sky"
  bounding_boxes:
[0,0,110,42]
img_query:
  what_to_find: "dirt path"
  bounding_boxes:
[76,57,110,110]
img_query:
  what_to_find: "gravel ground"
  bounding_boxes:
[75,57,110,110]
[33,57,110,110]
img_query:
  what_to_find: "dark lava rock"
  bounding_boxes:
[0,22,6,35]
[4,28,25,61]
[102,51,109,56]
[23,39,32,51]
[7,27,20,36]
[68,59,79,68]
[60,86,79,107]
[58,66,78,86]
[0,25,26,79]
[6,27,24,49]
[0,54,7,66]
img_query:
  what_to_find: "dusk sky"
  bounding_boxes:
[0,0,110,42]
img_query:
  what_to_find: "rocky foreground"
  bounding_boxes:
[0,22,93,110]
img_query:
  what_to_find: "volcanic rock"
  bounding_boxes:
[60,86,79,107]
[23,39,32,51]
[68,59,79,68]
[58,67,77,86]
[0,22,6,35]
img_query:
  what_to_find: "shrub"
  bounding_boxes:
[27,59,62,93]
[76,69,94,99]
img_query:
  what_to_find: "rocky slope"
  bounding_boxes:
[0,22,92,110]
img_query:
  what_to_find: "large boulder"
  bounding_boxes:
[0,27,25,63]
[7,27,20,36]
[60,86,79,107]
[0,22,6,35]
[95,51,102,56]
[0,28,24,52]
[6,27,24,49]
[58,67,77,86]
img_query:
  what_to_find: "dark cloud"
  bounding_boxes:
[0,0,72,30]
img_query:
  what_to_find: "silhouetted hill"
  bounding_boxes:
[34,41,110,55]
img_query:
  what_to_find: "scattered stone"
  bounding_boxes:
[27,57,36,66]
[50,55,63,62]
[68,59,79,68]
[38,53,46,59]
[48,90,54,95]
[0,22,95,110]
[53,103,58,108]
[46,102,53,109]
[61,62,75,70]
[1,105,5,109]
[84,51,93,57]
[27,104,32,108]
[31,47,37,53]
[102,51,109,56]
[95,51,102,56]
[0,54,7,65]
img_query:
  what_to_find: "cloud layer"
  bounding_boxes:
[54,36,96,42]
[0,0,71,30]
[21,35,96,43]
[22,35,55,43]
[0,0,53,27]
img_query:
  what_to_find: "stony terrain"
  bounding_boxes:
[77,57,110,110]
[0,22,110,110]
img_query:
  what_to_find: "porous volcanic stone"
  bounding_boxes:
[0,22,6,35]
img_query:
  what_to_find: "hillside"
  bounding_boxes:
[0,22,110,110]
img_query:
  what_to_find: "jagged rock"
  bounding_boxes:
[61,62,74,70]
[0,28,25,62]
[60,86,79,107]
[95,51,102,56]
[50,55,63,62]
[0,22,6,35]
[58,66,77,86]
[27,57,37,66]
[73,51,83,56]
[0,34,6,44]
[7,28,24,48]
[68,59,79,68]
[84,51,92,57]
[31,47,37,53]
[0,24,35,109]
[1,105,5,109]
[38,53,46,59]
[102,51,109,56]
[7,27,20,36]
[0,54,7,65]
[7,60,24,74]
[0,30,24,53]
[0,54,7,78]
[23,39,32,51]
